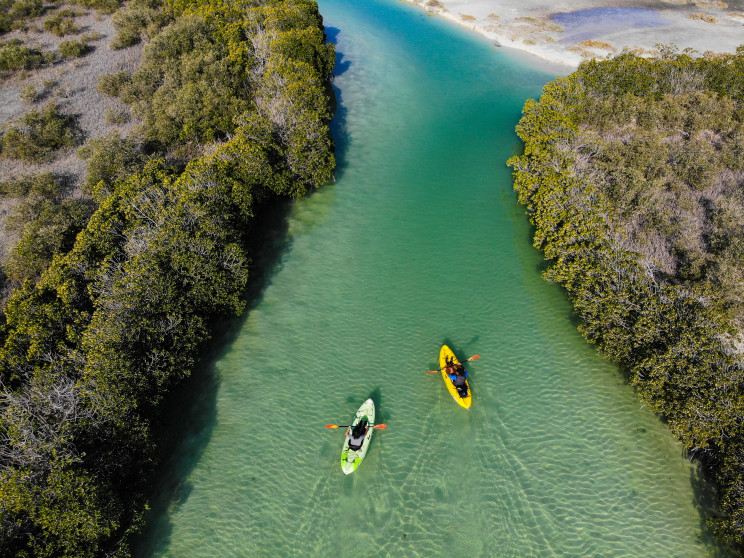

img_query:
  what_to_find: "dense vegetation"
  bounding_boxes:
[509,46,744,552]
[0,0,335,555]
[0,173,95,285]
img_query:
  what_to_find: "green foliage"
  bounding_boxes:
[77,133,147,197]
[0,459,119,557]
[43,13,81,37]
[20,84,38,103]
[5,198,95,283]
[0,1,12,35]
[110,0,171,50]
[96,70,131,97]
[509,47,744,552]
[0,172,61,199]
[10,0,44,20]
[0,104,80,162]
[122,14,250,144]
[0,40,52,72]
[58,39,90,58]
[71,0,122,14]
[80,30,103,42]
[104,107,129,124]
[0,0,336,555]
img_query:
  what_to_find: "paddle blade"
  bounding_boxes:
[373,424,387,429]
[426,369,440,374]
[467,355,480,361]
[325,424,341,428]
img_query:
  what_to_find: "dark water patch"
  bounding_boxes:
[327,26,351,182]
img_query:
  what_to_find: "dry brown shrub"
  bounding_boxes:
[426,0,442,8]
[569,45,605,59]
[20,85,38,103]
[460,13,475,21]
[104,107,128,123]
[514,16,562,32]
[487,13,500,21]
[625,47,658,57]
[577,39,616,51]
[81,30,103,42]
[688,12,718,22]
[694,0,727,9]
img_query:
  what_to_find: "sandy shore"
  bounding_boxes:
[404,0,744,68]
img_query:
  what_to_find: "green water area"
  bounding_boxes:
[134,0,716,555]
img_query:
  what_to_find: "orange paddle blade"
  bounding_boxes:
[373,424,387,429]
[325,424,341,428]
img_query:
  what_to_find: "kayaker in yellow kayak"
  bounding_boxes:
[445,356,469,397]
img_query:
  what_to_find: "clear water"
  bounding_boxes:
[134,0,716,555]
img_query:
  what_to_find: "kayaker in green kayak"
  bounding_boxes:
[345,420,369,451]
[325,400,386,474]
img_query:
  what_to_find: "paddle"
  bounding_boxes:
[325,424,387,429]
[427,354,480,373]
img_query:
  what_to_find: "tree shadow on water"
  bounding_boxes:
[326,26,351,183]
[688,462,735,557]
[130,352,221,557]
[131,201,296,556]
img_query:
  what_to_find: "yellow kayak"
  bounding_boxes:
[439,345,472,409]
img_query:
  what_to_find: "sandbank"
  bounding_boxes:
[404,0,744,68]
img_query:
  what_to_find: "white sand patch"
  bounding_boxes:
[408,0,744,68]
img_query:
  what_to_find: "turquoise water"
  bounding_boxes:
[134,0,716,556]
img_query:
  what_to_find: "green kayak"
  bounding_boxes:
[341,398,375,475]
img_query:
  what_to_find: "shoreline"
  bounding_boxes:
[401,0,744,70]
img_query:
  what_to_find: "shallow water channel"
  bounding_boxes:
[134,0,717,555]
